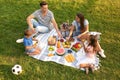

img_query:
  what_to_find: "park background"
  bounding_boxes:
[0,0,120,80]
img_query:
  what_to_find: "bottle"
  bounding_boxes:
[57,40,61,48]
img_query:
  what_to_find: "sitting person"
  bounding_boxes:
[23,29,41,56]
[66,12,89,40]
[78,35,99,74]
[26,1,62,38]
[66,12,106,58]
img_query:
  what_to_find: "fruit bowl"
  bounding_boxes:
[56,48,65,56]
[48,46,55,51]
[60,38,65,42]
[62,41,71,48]
[71,42,82,52]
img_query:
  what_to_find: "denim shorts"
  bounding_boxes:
[73,31,81,36]
[26,48,35,53]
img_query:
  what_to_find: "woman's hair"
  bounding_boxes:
[88,35,98,52]
[76,13,85,32]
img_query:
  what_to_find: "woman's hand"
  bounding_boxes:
[77,35,81,39]
[66,36,70,40]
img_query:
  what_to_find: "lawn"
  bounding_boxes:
[0,0,120,80]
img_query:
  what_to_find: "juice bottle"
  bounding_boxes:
[57,40,61,48]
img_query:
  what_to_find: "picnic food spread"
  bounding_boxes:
[47,36,82,63]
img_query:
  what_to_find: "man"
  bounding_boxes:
[26,1,62,38]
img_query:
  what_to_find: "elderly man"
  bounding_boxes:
[26,1,62,38]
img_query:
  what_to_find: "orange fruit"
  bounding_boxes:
[48,53,54,57]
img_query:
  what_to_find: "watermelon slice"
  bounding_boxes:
[56,48,65,56]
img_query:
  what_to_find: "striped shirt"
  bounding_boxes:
[32,9,54,27]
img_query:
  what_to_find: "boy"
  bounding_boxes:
[23,29,41,56]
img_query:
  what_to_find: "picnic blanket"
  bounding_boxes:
[31,29,100,70]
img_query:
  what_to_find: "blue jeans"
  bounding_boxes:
[26,48,35,53]
[73,31,81,37]
[30,19,49,33]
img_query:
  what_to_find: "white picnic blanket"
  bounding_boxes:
[31,29,100,70]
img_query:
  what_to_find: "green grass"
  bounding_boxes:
[0,0,120,80]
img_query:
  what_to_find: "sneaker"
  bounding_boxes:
[85,68,89,74]
[16,38,23,43]
[99,49,106,58]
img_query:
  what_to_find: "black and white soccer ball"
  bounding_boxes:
[12,64,22,75]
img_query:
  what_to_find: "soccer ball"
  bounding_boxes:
[12,64,22,75]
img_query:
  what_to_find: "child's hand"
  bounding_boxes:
[33,38,38,42]
[33,41,38,48]
[33,44,36,48]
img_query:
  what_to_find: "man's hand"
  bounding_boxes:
[26,14,35,32]
[31,28,36,33]
[51,18,63,38]
[57,31,62,38]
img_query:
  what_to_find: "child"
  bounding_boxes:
[78,35,99,74]
[23,29,41,56]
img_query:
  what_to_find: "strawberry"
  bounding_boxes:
[75,44,79,48]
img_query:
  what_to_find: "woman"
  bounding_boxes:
[67,13,106,58]
[67,13,89,40]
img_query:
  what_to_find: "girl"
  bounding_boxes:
[78,35,99,74]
